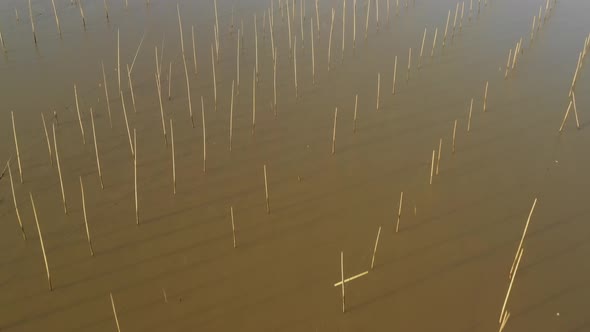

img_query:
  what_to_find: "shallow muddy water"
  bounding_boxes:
[1,0,590,331]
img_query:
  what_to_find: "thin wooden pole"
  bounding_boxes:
[311,20,316,84]
[274,48,278,115]
[431,27,438,57]
[182,55,195,128]
[353,94,359,133]
[376,0,380,31]
[170,119,176,195]
[29,0,37,44]
[101,61,113,127]
[201,96,207,173]
[212,45,217,111]
[334,270,369,286]
[451,2,458,41]
[230,206,237,248]
[110,293,122,332]
[316,0,320,39]
[467,98,473,132]
[341,251,345,313]
[51,0,61,37]
[294,38,298,98]
[559,100,573,132]
[419,27,426,68]
[353,0,357,49]
[264,164,270,214]
[214,0,220,61]
[406,47,411,83]
[90,109,104,189]
[11,111,23,184]
[42,113,53,166]
[192,25,197,75]
[103,0,109,22]
[134,129,138,225]
[79,176,94,256]
[177,4,185,55]
[328,8,335,71]
[255,15,259,83]
[500,248,524,324]
[230,80,235,151]
[572,92,580,129]
[332,107,338,154]
[430,150,435,185]
[117,29,121,93]
[126,64,137,114]
[436,138,442,175]
[253,69,257,134]
[287,4,293,54]
[237,28,240,93]
[483,81,489,112]
[508,198,536,279]
[342,0,346,62]
[74,84,86,145]
[504,49,512,79]
[370,226,382,269]
[0,31,5,53]
[300,0,305,48]
[460,2,464,31]
[376,73,381,111]
[443,10,450,47]
[168,61,173,100]
[365,0,371,40]
[30,193,52,290]
[392,55,397,95]
[531,16,536,42]
[52,123,68,215]
[129,32,146,74]
[396,191,403,232]
[8,161,26,239]
[452,119,457,154]
[120,92,135,157]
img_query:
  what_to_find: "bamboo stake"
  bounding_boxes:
[353,0,356,49]
[452,119,457,153]
[168,61,173,100]
[101,62,113,127]
[342,0,346,62]
[11,111,23,184]
[443,10,450,47]
[392,55,397,95]
[431,27,438,57]
[332,107,338,154]
[500,248,524,324]
[376,73,381,111]
[30,193,51,290]
[212,45,217,111]
[230,80,235,151]
[406,47,411,83]
[468,98,473,132]
[376,0,380,31]
[192,26,197,75]
[79,176,94,256]
[134,129,138,225]
[156,66,167,146]
[353,94,358,133]
[117,29,121,93]
[252,70,256,135]
[214,0,219,61]
[126,64,137,114]
[29,0,37,44]
[499,311,511,332]
[53,123,67,215]
[504,49,512,79]
[419,27,426,68]
[273,48,278,114]
[170,119,176,195]
[316,0,320,39]
[51,0,61,37]
[300,0,305,48]
[483,81,488,112]
[201,96,206,173]
[311,20,316,84]
[255,15,259,83]
[530,16,535,42]
[15,8,19,23]
[460,2,464,31]
[287,4,293,54]
[559,100,573,133]
[129,32,145,74]
[341,251,345,313]
[182,55,195,128]
[90,109,104,189]
[430,149,435,184]
[469,0,473,21]
[370,226,382,269]
[103,0,109,22]
[74,84,86,145]
[365,0,371,40]
[8,161,26,239]
[396,191,403,232]
[230,206,237,248]
[237,28,240,93]
[120,92,134,157]
[334,270,369,286]
[572,92,580,129]
[508,198,536,279]
[436,138,442,175]
[328,8,335,71]
[41,113,53,166]
[264,164,270,214]
[110,293,122,332]
[294,38,298,98]
[0,31,5,53]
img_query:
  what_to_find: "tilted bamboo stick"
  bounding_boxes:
[201,96,207,173]
[452,119,457,153]
[212,45,217,111]
[508,198,537,279]
[341,251,345,313]
[230,206,237,248]
[370,226,382,269]
[30,193,52,290]
[52,123,68,215]
[51,0,61,37]
[134,129,138,225]
[101,61,113,127]
[396,191,403,232]
[42,113,53,166]
[353,94,359,133]
[110,293,122,332]
[29,0,37,44]
[264,164,270,214]
[73,85,86,145]
[126,64,137,113]
[436,138,442,175]
[120,92,135,157]
[170,119,176,195]
[79,176,94,256]
[332,107,338,154]
[8,161,26,239]
[11,111,23,183]
[431,28,438,57]
[90,108,104,189]
[230,80,235,151]
[182,54,195,128]
[392,55,397,95]
[328,8,335,71]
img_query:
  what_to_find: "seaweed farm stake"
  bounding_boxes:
[230,206,237,248]
[134,129,138,225]
[500,248,524,324]
[11,111,23,183]
[311,20,316,84]
[42,113,53,166]
[212,45,217,111]
[170,119,176,195]
[230,80,235,151]
[419,27,426,68]
[436,138,442,175]
[79,176,94,256]
[353,0,357,49]
[168,62,173,100]
[102,61,113,127]
[182,55,195,127]
[117,29,121,93]
[192,25,197,74]
[74,84,86,145]
[392,55,397,94]
[332,107,338,154]
[396,191,403,232]
[155,64,168,146]
[341,251,345,312]
[120,92,134,157]
[407,48,411,83]
[353,94,359,133]
[264,164,270,214]
[376,72,381,111]
[452,119,457,153]
[483,81,488,112]
[430,150,435,184]
[30,193,51,290]
[253,69,257,134]
[8,161,26,239]
[237,29,240,92]
[468,98,473,132]
[51,0,61,37]
[90,109,104,189]
[365,0,371,40]
[328,8,335,71]
[126,64,137,113]
[504,49,512,79]
[110,293,122,332]
[443,10,450,47]
[370,226,382,269]
[201,96,207,172]
[103,0,109,22]
[431,27,438,57]
[53,123,68,215]
[342,0,346,62]
[29,0,37,44]
[508,198,537,279]
[294,38,298,98]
